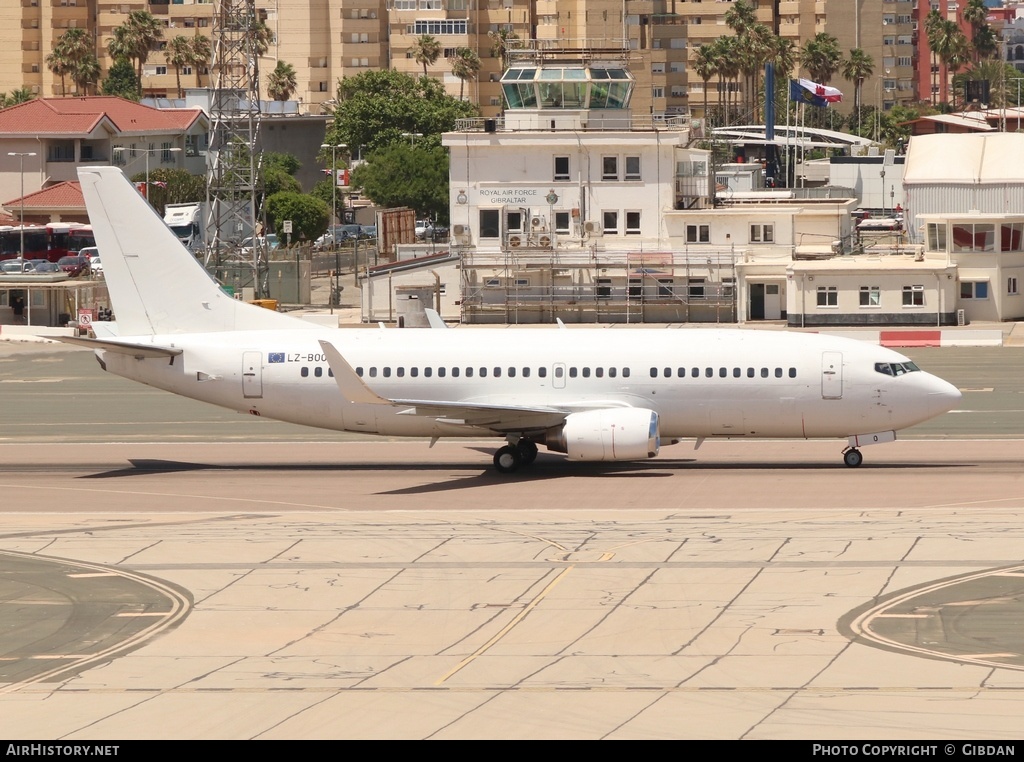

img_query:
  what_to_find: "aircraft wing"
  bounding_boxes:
[319,339,568,432]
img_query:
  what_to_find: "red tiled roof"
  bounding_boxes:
[3,181,83,210]
[0,96,203,136]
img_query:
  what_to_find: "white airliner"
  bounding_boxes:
[65,166,961,473]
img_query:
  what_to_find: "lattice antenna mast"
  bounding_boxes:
[206,0,265,296]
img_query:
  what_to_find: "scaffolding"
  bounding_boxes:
[459,246,738,324]
[206,0,265,295]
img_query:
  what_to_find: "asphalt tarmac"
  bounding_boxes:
[2,342,1024,739]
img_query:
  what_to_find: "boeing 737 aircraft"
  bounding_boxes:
[65,166,961,473]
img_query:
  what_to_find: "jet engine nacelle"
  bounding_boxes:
[545,408,660,461]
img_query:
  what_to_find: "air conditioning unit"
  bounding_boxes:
[582,220,603,237]
[507,234,524,248]
[530,214,546,230]
[452,224,469,236]
[537,234,553,249]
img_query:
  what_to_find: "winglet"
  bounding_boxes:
[424,308,448,329]
[319,340,391,405]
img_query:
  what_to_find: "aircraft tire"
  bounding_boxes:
[843,448,863,468]
[494,445,522,474]
[517,439,538,465]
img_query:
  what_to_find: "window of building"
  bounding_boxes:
[625,211,641,235]
[1001,223,1024,251]
[750,224,774,243]
[1010,277,1019,295]
[688,278,705,299]
[686,224,709,243]
[952,223,996,252]
[624,156,641,181]
[554,211,570,234]
[413,19,467,34]
[927,223,947,251]
[554,155,570,181]
[602,211,618,234]
[602,156,618,181]
[479,209,500,238]
[597,278,612,298]
[961,281,989,300]
[903,285,924,306]
[860,286,881,307]
[817,286,838,307]
[652,86,664,99]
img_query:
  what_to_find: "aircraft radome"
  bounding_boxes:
[60,166,962,474]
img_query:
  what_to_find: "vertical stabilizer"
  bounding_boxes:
[78,166,308,336]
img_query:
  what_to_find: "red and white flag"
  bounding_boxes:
[797,78,842,103]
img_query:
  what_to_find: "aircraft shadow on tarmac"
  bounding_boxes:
[77,455,966,496]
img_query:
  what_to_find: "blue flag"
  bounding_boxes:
[789,79,827,108]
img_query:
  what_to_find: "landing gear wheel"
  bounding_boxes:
[843,448,863,468]
[517,439,538,465]
[494,445,522,474]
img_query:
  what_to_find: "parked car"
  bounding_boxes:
[359,225,377,240]
[29,261,61,274]
[314,226,352,248]
[416,221,448,241]
[79,246,99,261]
[90,256,103,276]
[1,258,33,273]
[57,255,91,277]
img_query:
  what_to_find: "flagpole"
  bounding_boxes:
[786,80,792,189]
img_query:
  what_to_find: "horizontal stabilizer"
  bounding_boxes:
[50,336,182,359]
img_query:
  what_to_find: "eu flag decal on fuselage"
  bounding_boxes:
[268,352,285,363]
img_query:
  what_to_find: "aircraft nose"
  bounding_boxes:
[925,374,962,415]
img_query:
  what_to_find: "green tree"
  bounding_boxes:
[107,10,163,84]
[189,34,212,88]
[842,48,874,133]
[124,168,206,215]
[45,48,72,97]
[165,36,193,98]
[330,69,478,155]
[691,44,718,120]
[264,191,329,244]
[267,61,298,101]
[800,33,842,84]
[101,57,141,101]
[0,88,35,108]
[411,35,442,77]
[309,177,345,223]
[264,152,301,176]
[449,47,481,100]
[351,142,450,223]
[488,29,520,71]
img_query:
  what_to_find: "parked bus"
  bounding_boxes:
[0,226,48,261]
[0,224,96,262]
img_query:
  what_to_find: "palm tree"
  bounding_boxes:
[165,36,193,98]
[842,48,874,133]
[931,18,970,107]
[107,10,163,84]
[71,55,101,97]
[691,44,718,122]
[963,0,997,62]
[800,33,842,85]
[714,36,740,126]
[49,28,96,96]
[488,29,520,71]
[411,35,441,77]
[449,47,481,100]
[46,48,72,97]
[251,20,273,58]
[267,61,298,101]
[189,34,212,88]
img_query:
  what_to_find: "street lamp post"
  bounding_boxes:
[7,152,37,259]
[112,145,182,205]
[321,143,347,308]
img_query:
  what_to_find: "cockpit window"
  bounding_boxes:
[874,361,921,376]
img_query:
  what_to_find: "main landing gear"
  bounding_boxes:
[842,447,863,468]
[493,438,538,473]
